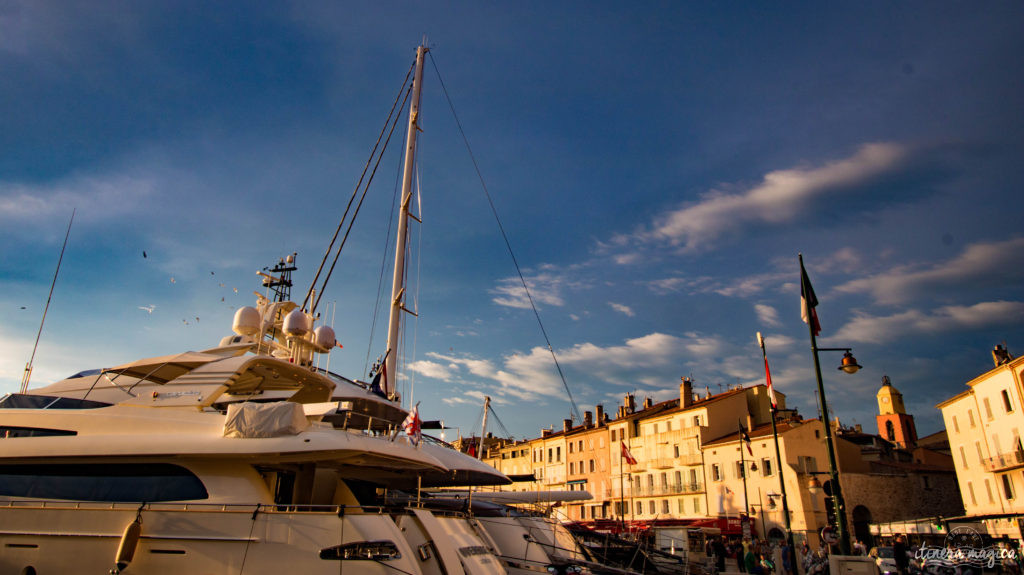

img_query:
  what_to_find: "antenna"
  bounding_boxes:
[21,209,75,393]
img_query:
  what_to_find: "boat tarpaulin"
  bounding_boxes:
[223,401,310,438]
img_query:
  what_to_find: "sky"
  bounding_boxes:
[2,2,1023,441]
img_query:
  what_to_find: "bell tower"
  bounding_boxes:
[876,375,917,448]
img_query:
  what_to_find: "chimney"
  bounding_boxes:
[643,396,653,410]
[563,418,572,433]
[584,411,593,427]
[541,428,552,437]
[993,344,1014,367]
[681,377,693,408]
[624,394,636,414]
[596,404,605,425]
[746,413,755,436]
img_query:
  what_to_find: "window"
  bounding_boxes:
[985,479,995,503]
[319,541,401,561]
[648,501,655,515]
[569,462,574,474]
[666,421,672,432]
[967,482,977,506]
[0,463,208,502]
[969,410,976,428]
[647,475,654,489]
[886,421,896,441]
[693,497,701,513]
[674,445,680,458]
[678,499,685,513]
[590,460,595,473]
[693,416,701,427]
[984,398,994,420]
[674,471,682,487]
[1003,475,1015,500]
[579,440,583,451]
[569,442,574,454]
[556,447,561,462]
[636,501,642,516]
[1003,390,1014,413]
[761,459,773,477]
[660,472,668,488]
[976,442,985,465]
[0,426,77,438]
[711,464,722,481]
[960,446,969,469]
[735,461,745,479]
[662,500,670,514]
[952,416,960,434]
[547,448,552,462]
[922,475,931,490]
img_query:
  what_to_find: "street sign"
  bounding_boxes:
[821,526,838,545]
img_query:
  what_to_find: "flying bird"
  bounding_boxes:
[138,305,156,314]
[143,251,147,258]
[170,277,176,284]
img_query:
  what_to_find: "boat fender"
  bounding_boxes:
[111,514,142,574]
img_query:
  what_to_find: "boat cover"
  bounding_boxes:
[223,401,310,438]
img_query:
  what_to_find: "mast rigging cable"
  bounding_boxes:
[428,52,583,424]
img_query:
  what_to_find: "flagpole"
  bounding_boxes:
[619,439,626,533]
[800,253,851,555]
[738,419,750,517]
[758,333,796,555]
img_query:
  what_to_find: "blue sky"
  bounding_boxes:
[2,2,1023,440]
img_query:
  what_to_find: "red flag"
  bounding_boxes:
[621,441,638,465]
[764,355,777,409]
[800,264,821,336]
[402,403,422,446]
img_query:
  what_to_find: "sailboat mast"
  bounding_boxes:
[385,43,427,400]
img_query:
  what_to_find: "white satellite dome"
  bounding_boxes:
[313,325,336,350]
[232,306,261,336]
[283,308,312,337]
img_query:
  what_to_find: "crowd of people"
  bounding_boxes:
[706,537,794,575]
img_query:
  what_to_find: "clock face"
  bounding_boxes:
[882,397,890,403]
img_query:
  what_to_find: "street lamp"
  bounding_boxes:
[800,254,862,556]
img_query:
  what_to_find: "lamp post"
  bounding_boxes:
[800,254,862,556]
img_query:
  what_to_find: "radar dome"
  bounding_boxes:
[232,307,261,336]
[283,308,312,337]
[313,326,336,350]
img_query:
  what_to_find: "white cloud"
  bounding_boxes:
[424,332,720,402]
[407,360,457,381]
[608,302,635,317]
[835,237,1024,305]
[830,301,1024,344]
[622,143,911,253]
[490,273,567,309]
[0,174,157,223]
[754,304,781,327]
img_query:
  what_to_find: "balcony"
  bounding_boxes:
[605,482,704,499]
[984,450,1024,472]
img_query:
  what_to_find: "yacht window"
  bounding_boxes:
[319,541,401,561]
[0,463,208,502]
[0,394,110,410]
[1,426,77,438]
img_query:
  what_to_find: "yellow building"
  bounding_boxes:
[937,345,1024,540]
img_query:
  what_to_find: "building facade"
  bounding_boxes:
[937,346,1024,540]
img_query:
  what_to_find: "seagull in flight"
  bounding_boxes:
[138,305,156,314]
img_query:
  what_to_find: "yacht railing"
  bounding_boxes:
[0,499,473,519]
